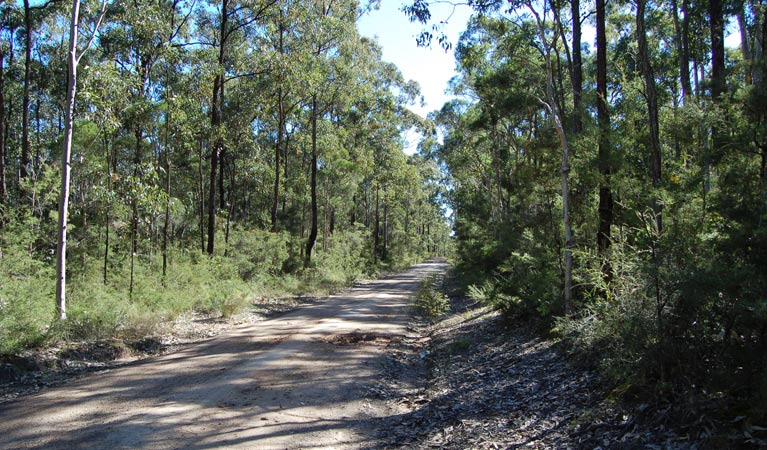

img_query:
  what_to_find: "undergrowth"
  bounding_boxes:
[414,273,450,321]
[0,228,417,357]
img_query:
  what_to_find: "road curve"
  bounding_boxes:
[0,259,447,450]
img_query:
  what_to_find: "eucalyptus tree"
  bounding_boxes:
[20,0,61,182]
[55,0,107,320]
[0,39,6,206]
[98,0,196,293]
[0,4,20,208]
[595,0,612,260]
[197,0,277,255]
[297,0,359,267]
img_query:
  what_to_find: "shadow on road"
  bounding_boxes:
[0,260,448,450]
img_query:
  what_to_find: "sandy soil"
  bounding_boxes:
[0,260,448,450]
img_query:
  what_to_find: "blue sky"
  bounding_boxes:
[357,1,473,118]
[358,1,742,124]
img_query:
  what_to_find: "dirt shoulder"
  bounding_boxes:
[373,295,764,449]
[0,294,321,404]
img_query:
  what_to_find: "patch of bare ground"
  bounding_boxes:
[0,295,320,404]
[373,296,765,449]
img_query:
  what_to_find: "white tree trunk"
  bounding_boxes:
[55,0,82,321]
[55,0,107,320]
[529,0,573,314]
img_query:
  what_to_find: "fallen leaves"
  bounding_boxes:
[371,305,729,449]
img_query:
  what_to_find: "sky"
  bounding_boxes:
[357,1,473,118]
[358,1,743,127]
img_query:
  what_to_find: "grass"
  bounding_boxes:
[1,228,415,357]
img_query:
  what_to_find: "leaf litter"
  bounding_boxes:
[370,296,765,449]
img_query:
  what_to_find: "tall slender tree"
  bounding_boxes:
[55,0,107,320]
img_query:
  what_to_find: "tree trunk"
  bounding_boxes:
[271,9,285,232]
[709,0,726,100]
[304,95,319,268]
[130,126,141,297]
[271,87,283,232]
[671,0,693,103]
[532,0,574,313]
[198,140,206,253]
[0,51,6,207]
[224,160,235,257]
[162,108,171,279]
[282,130,291,214]
[374,186,380,263]
[637,0,663,233]
[103,136,110,285]
[753,4,764,86]
[3,26,14,205]
[55,0,83,321]
[571,0,583,132]
[596,0,613,257]
[207,124,220,255]
[382,192,388,261]
[738,3,751,83]
[208,0,228,255]
[21,0,32,181]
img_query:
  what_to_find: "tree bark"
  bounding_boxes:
[571,0,583,132]
[0,51,6,207]
[56,0,106,320]
[207,0,229,255]
[737,2,751,82]
[224,158,235,257]
[21,0,32,180]
[709,0,726,100]
[198,139,206,253]
[55,0,81,320]
[374,186,380,263]
[130,126,141,297]
[103,136,111,285]
[637,0,663,233]
[596,0,613,256]
[531,0,574,312]
[162,108,171,279]
[271,7,285,232]
[382,191,388,261]
[753,4,764,86]
[671,0,693,102]
[304,95,319,267]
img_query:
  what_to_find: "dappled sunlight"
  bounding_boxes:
[0,261,448,449]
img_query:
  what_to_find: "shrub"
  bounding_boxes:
[466,250,560,318]
[414,274,449,320]
[0,243,55,355]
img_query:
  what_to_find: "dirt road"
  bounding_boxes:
[0,260,447,450]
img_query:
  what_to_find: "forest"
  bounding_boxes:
[0,0,451,355]
[1,0,766,432]
[408,0,767,421]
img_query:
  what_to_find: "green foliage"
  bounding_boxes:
[554,238,661,386]
[228,228,291,280]
[426,0,767,421]
[471,251,561,318]
[0,215,56,355]
[0,0,444,363]
[414,274,450,321]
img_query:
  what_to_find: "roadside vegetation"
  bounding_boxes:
[0,0,451,358]
[409,0,767,431]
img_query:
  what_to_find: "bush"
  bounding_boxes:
[466,250,561,318]
[227,228,291,280]
[414,274,449,321]
[0,242,55,355]
[553,237,665,391]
